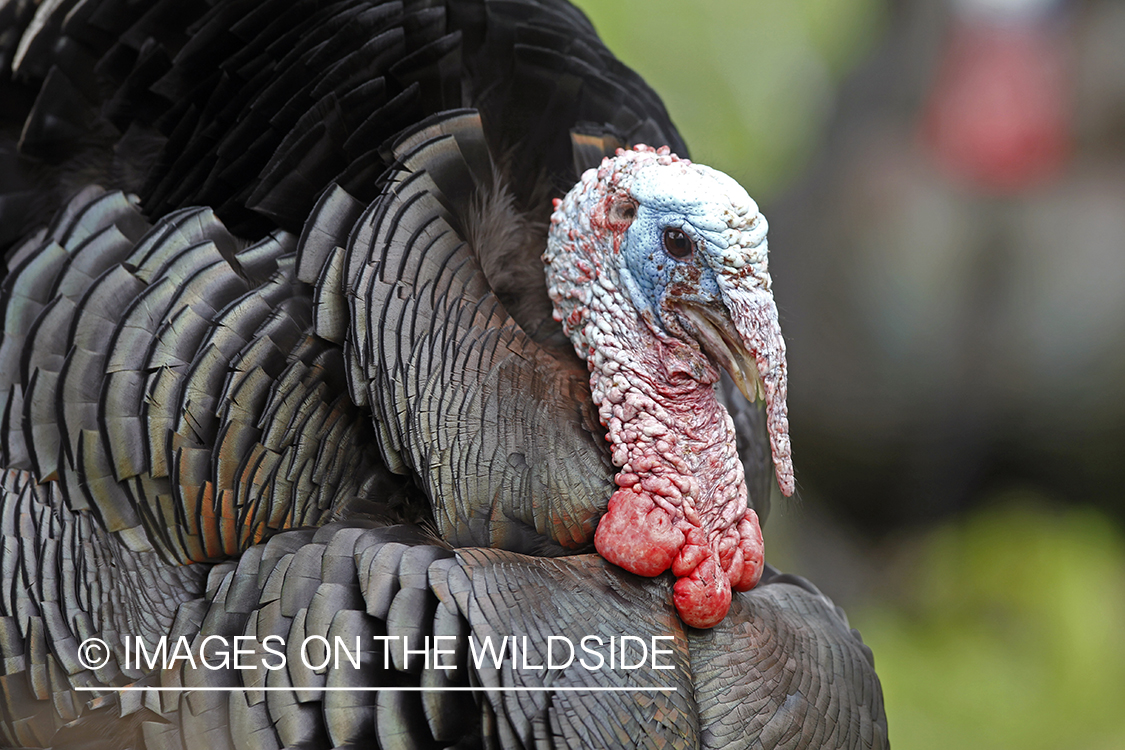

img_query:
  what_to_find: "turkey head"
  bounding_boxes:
[545,146,793,628]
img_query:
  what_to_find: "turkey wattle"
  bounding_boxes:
[546,146,792,628]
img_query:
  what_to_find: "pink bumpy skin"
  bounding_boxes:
[544,146,792,628]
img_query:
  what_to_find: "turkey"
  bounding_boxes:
[0,0,887,748]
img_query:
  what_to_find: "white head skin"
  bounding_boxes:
[544,145,792,628]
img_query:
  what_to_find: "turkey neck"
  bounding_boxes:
[553,248,762,627]
[589,317,746,543]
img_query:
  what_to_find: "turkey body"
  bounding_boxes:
[0,0,887,748]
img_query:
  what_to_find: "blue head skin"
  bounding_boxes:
[612,158,771,350]
[619,191,731,337]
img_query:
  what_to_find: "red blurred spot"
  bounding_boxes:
[921,19,1071,193]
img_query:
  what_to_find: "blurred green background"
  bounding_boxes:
[571,0,1125,747]
[572,0,886,198]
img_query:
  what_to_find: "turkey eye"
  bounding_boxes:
[663,227,693,259]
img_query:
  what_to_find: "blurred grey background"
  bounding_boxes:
[572,0,1125,747]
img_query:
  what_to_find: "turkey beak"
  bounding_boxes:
[677,304,766,404]
[678,284,794,497]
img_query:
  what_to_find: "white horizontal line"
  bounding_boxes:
[75,686,677,693]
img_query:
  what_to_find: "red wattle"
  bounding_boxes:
[731,512,764,591]
[594,489,682,577]
[672,554,732,630]
[596,487,765,628]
